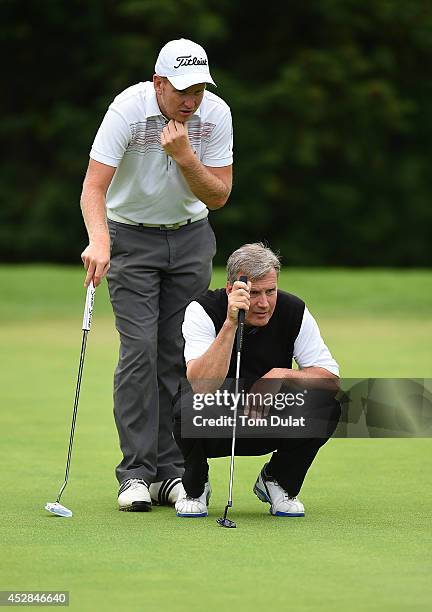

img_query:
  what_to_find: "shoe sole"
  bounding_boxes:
[119,501,152,512]
[253,483,305,517]
[253,482,271,503]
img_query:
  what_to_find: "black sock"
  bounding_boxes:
[263,462,274,480]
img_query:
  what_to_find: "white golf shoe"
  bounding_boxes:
[253,464,305,517]
[118,478,152,512]
[149,477,182,506]
[175,482,211,518]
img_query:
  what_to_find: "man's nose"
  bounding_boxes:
[183,96,195,109]
[257,294,269,308]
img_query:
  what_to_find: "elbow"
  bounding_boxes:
[321,369,339,380]
[186,364,199,392]
[80,184,96,211]
[207,200,227,211]
[206,191,231,211]
[188,376,207,395]
[79,190,86,210]
[304,366,338,378]
[80,191,87,213]
[187,366,221,395]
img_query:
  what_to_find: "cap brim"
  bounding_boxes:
[167,73,217,90]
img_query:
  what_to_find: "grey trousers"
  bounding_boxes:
[107,218,216,484]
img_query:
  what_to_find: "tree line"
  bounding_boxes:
[2,0,431,266]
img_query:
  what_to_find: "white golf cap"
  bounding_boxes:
[155,38,216,90]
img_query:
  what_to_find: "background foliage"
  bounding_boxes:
[2,0,431,265]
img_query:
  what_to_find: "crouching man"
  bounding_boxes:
[174,243,340,518]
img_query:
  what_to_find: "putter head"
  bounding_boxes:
[216,517,237,528]
[45,502,73,518]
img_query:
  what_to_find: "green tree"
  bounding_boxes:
[1,0,431,265]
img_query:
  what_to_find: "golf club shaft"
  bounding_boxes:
[224,275,247,510]
[56,330,88,502]
[226,349,241,506]
[56,282,95,502]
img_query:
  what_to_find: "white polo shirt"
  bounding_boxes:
[90,81,233,225]
[182,302,340,376]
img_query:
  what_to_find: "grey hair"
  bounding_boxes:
[226,242,281,285]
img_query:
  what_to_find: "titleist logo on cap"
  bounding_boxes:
[174,55,208,69]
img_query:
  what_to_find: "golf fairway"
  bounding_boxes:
[1,266,431,611]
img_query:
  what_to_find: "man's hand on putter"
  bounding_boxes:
[161,120,194,166]
[81,239,110,288]
[227,279,251,326]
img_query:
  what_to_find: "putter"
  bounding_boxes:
[45,281,96,518]
[217,275,248,529]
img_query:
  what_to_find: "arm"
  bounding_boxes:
[161,120,232,209]
[246,308,339,418]
[187,319,237,393]
[263,366,338,381]
[186,280,250,393]
[179,157,232,210]
[81,104,130,287]
[80,159,116,287]
[245,367,338,419]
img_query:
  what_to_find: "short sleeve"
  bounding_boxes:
[90,107,132,168]
[183,302,216,363]
[202,110,233,167]
[293,307,340,376]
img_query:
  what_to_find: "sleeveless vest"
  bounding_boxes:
[196,289,305,383]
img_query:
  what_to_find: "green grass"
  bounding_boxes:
[1,266,431,611]
[1,265,431,320]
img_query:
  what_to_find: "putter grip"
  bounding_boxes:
[236,275,248,352]
[82,281,96,331]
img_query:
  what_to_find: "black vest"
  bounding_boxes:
[196,289,305,383]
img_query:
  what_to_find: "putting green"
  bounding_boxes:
[1,267,431,611]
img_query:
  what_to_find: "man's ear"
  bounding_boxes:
[153,74,163,94]
[226,282,232,296]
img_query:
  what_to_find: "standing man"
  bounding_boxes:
[174,243,340,518]
[80,39,233,511]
